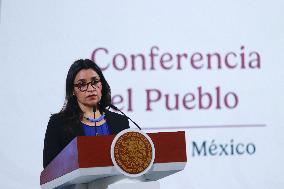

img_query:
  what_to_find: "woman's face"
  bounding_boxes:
[73,68,102,109]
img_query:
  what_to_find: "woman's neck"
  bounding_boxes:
[78,103,101,118]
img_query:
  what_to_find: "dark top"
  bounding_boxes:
[43,110,129,168]
[82,122,110,136]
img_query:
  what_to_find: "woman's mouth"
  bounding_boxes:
[87,94,97,98]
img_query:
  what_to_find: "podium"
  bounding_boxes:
[40,131,187,189]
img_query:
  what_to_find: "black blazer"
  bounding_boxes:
[43,110,129,168]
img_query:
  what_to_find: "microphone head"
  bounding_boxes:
[108,104,119,111]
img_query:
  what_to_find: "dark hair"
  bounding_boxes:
[60,59,111,118]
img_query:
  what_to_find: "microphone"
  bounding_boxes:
[108,104,141,130]
[93,106,96,127]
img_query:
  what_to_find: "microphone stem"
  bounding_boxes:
[93,106,96,127]
[109,104,141,130]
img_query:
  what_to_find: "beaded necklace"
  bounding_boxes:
[83,114,105,123]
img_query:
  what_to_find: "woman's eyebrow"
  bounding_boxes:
[75,79,86,83]
[91,76,100,80]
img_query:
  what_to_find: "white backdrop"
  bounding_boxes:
[0,0,284,188]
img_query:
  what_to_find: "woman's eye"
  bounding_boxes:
[92,80,99,84]
[79,83,87,87]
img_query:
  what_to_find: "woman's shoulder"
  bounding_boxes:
[46,112,78,134]
[104,109,126,119]
[49,111,78,121]
[48,112,64,122]
[104,109,130,133]
[47,112,72,128]
[46,113,62,128]
[104,109,129,124]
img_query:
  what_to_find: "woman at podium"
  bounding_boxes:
[43,59,129,168]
